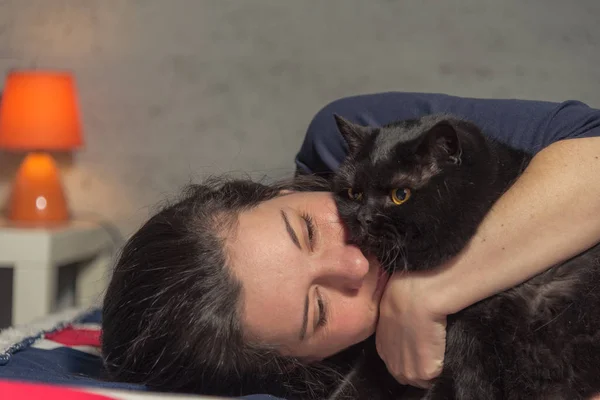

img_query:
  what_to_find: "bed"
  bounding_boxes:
[0,307,282,400]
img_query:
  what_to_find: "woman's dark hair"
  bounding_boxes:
[101,175,375,398]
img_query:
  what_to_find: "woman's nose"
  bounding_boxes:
[318,244,370,291]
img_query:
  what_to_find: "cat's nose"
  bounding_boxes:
[357,209,373,227]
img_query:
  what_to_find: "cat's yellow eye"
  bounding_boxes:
[390,188,411,205]
[347,188,363,201]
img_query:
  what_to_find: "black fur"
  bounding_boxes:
[330,114,600,400]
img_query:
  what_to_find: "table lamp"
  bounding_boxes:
[0,70,83,224]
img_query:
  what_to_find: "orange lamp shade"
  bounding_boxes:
[0,70,83,150]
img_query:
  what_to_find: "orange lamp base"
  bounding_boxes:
[6,152,70,225]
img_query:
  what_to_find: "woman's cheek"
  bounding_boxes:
[338,302,376,342]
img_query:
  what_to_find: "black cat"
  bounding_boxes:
[330,113,600,400]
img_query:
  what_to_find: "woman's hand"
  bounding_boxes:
[375,268,448,388]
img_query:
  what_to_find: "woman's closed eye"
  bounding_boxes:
[315,287,328,329]
[301,212,317,251]
[280,209,317,252]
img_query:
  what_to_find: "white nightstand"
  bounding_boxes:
[0,219,117,326]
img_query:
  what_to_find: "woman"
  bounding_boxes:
[101,92,600,398]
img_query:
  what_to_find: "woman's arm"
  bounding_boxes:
[376,136,600,386]
[435,136,600,314]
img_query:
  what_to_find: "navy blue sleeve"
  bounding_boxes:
[295,92,600,176]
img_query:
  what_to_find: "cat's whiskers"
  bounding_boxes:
[377,238,405,271]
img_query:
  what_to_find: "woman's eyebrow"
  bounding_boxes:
[280,209,301,250]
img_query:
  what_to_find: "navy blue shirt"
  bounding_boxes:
[295,92,600,176]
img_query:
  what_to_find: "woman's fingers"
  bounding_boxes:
[375,271,447,387]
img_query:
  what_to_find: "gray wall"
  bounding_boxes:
[1,0,599,236]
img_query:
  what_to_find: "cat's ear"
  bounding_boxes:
[334,114,370,154]
[417,121,462,164]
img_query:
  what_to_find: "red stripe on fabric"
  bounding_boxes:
[0,379,114,400]
[45,326,101,347]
